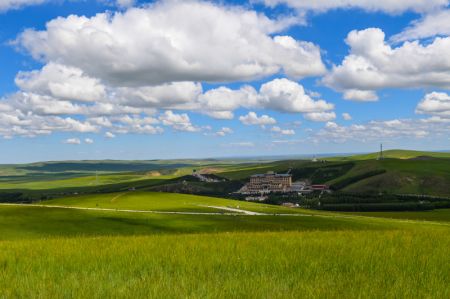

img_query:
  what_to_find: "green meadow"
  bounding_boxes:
[1,152,450,298]
[41,191,310,214]
[343,209,450,222]
[1,192,450,298]
[1,229,449,298]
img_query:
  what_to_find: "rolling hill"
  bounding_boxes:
[329,149,450,160]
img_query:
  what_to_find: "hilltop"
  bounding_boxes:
[329,149,450,161]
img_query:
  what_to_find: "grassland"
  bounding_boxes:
[0,202,449,298]
[1,152,450,297]
[329,149,450,160]
[41,191,312,214]
[1,230,448,298]
[0,173,152,190]
[341,209,450,222]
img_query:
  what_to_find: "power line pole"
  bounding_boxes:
[377,143,384,160]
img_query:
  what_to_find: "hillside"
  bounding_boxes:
[321,157,450,197]
[329,149,450,161]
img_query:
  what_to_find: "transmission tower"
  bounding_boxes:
[377,144,384,160]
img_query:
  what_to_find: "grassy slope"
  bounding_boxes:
[329,149,450,160]
[0,205,401,241]
[0,204,449,298]
[42,191,311,214]
[320,157,450,196]
[0,173,153,190]
[341,209,450,222]
[340,159,450,196]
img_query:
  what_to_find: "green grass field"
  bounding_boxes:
[1,230,449,298]
[0,202,449,298]
[41,191,312,214]
[341,209,450,222]
[0,173,151,190]
[1,152,450,297]
[1,189,450,298]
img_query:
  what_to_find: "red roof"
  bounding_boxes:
[311,185,329,190]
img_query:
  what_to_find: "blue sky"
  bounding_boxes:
[0,0,449,163]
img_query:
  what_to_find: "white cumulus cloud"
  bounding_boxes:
[198,78,334,119]
[304,112,336,122]
[270,126,295,135]
[392,9,450,42]
[17,1,325,86]
[63,138,81,145]
[323,28,450,100]
[239,111,277,126]
[342,113,352,120]
[416,91,450,118]
[159,110,200,132]
[15,63,106,102]
[259,0,448,14]
[105,131,116,138]
[0,0,47,12]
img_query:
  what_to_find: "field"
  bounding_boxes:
[40,191,313,214]
[1,151,450,297]
[343,209,450,222]
[1,191,450,297]
[1,229,449,298]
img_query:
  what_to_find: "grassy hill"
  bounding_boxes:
[41,191,307,214]
[325,158,450,197]
[329,149,450,160]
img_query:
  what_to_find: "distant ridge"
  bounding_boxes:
[329,149,450,161]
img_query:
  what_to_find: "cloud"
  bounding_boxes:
[63,138,81,145]
[108,115,163,135]
[15,63,106,102]
[416,91,450,117]
[229,142,255,147]
[198,85,259,119]
[0,0,47,12]
[214,127,233,137]
[314,118,449,143]
[159,110,200,132]
[115,0,134,8]
[392,9,450,42]
[105,131,116,138]
[115,82,202,109]
[342,113,352,120]
[259,0,448,14]
[323,28,450,100]
[258,78,334,113]
[17,1,325,86]
[198,78,334,118]
[304,111,336,122]
[270,126,295,135]
[84,138,94,144]
[239,112,277,125]
[343,89,378,102]
[5,92,84,115]
[0,106,99,138]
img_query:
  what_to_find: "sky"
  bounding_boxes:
[0,0,450,163]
